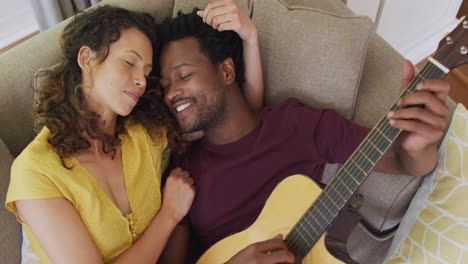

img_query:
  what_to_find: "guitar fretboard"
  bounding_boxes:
[285,61,446,258]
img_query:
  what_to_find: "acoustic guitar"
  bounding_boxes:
[196,17,468,264]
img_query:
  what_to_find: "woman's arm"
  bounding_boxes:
[198,0,264,112]
[182,1,264,142]
[16,198,103,264]
[16,168,195,264]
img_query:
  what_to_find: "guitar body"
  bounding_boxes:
[196,175,343,264]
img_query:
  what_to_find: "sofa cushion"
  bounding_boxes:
[252,0,373,119]
[0,138,21,263]
[171,0,373,119]
[385,103,468,263]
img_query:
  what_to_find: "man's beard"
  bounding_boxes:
[182,91,226,133]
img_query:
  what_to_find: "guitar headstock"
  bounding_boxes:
[434,17,468,70]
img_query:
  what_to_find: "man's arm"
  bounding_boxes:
[158,224,191,264]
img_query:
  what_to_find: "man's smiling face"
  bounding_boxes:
[160,37,227,133]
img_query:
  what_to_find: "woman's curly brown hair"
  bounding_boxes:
[33,5,186,167]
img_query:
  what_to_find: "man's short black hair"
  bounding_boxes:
[157,9,245,90]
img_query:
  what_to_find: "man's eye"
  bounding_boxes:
[125,61,134,67]
[180,73,192,80]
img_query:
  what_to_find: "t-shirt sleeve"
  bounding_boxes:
[286,99,369,164]
[5,155,63,222]
[313,110,369,164]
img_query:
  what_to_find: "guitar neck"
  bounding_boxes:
[285,60,447,258]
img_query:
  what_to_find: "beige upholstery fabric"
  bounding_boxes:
[0,139,21,263]
[0,0,175,157]
[253,0,373,119]
[172,0,372,119]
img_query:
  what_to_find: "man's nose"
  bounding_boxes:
[165,82,183,105]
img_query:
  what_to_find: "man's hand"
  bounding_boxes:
[388,60,450,154]
[225,234,295,264]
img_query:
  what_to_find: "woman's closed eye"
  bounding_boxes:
[124,60,135,67]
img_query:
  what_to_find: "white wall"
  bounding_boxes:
[347,0,462,64]
[0,0,38,49]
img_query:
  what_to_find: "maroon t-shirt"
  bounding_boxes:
[181,98,368,251]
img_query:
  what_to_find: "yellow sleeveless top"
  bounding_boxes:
[5,121,169,263]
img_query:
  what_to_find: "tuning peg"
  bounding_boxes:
[446,36,454,44]
[460,46,468,55]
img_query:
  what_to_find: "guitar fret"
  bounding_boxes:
[341,166,354,193]
[364,141,382,163]
[386,125,400,141]
[316,196,334,215]
[312,203,329,223]
[416,75,427,81]
[330,179,352,200]
[375,127,392,142]
[358,149,376,166]
[322,189,340,209]
[287,229,311,258]
[287,229,310,256]
[303,210,324,235]
[315,200,334,225]
[343,165,361,185]
[368,133,389,152]
[303,208,322,233]
[336,176,353,194]
[296,221,314,244]
[365,139,383,155]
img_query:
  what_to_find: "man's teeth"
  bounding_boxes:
[176,102,193,112]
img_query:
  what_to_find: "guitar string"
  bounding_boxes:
[294,24,462,253]
[286,64,440,256]
[285,21,465,255]
[284,62,445,256]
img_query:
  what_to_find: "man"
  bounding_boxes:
[157,9,450,264]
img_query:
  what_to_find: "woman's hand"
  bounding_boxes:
[198,0,264,112]
[160,167,195,224]
[197,0,258,42]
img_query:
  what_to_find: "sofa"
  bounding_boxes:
[0,0,456,263]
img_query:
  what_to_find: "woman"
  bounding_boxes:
[5,2,264,264]
[6,5,194,264]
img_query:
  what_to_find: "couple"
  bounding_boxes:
[5,1,450,264]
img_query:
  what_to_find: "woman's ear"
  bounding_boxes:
[77,46,95,73]
[219,58,236,85]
